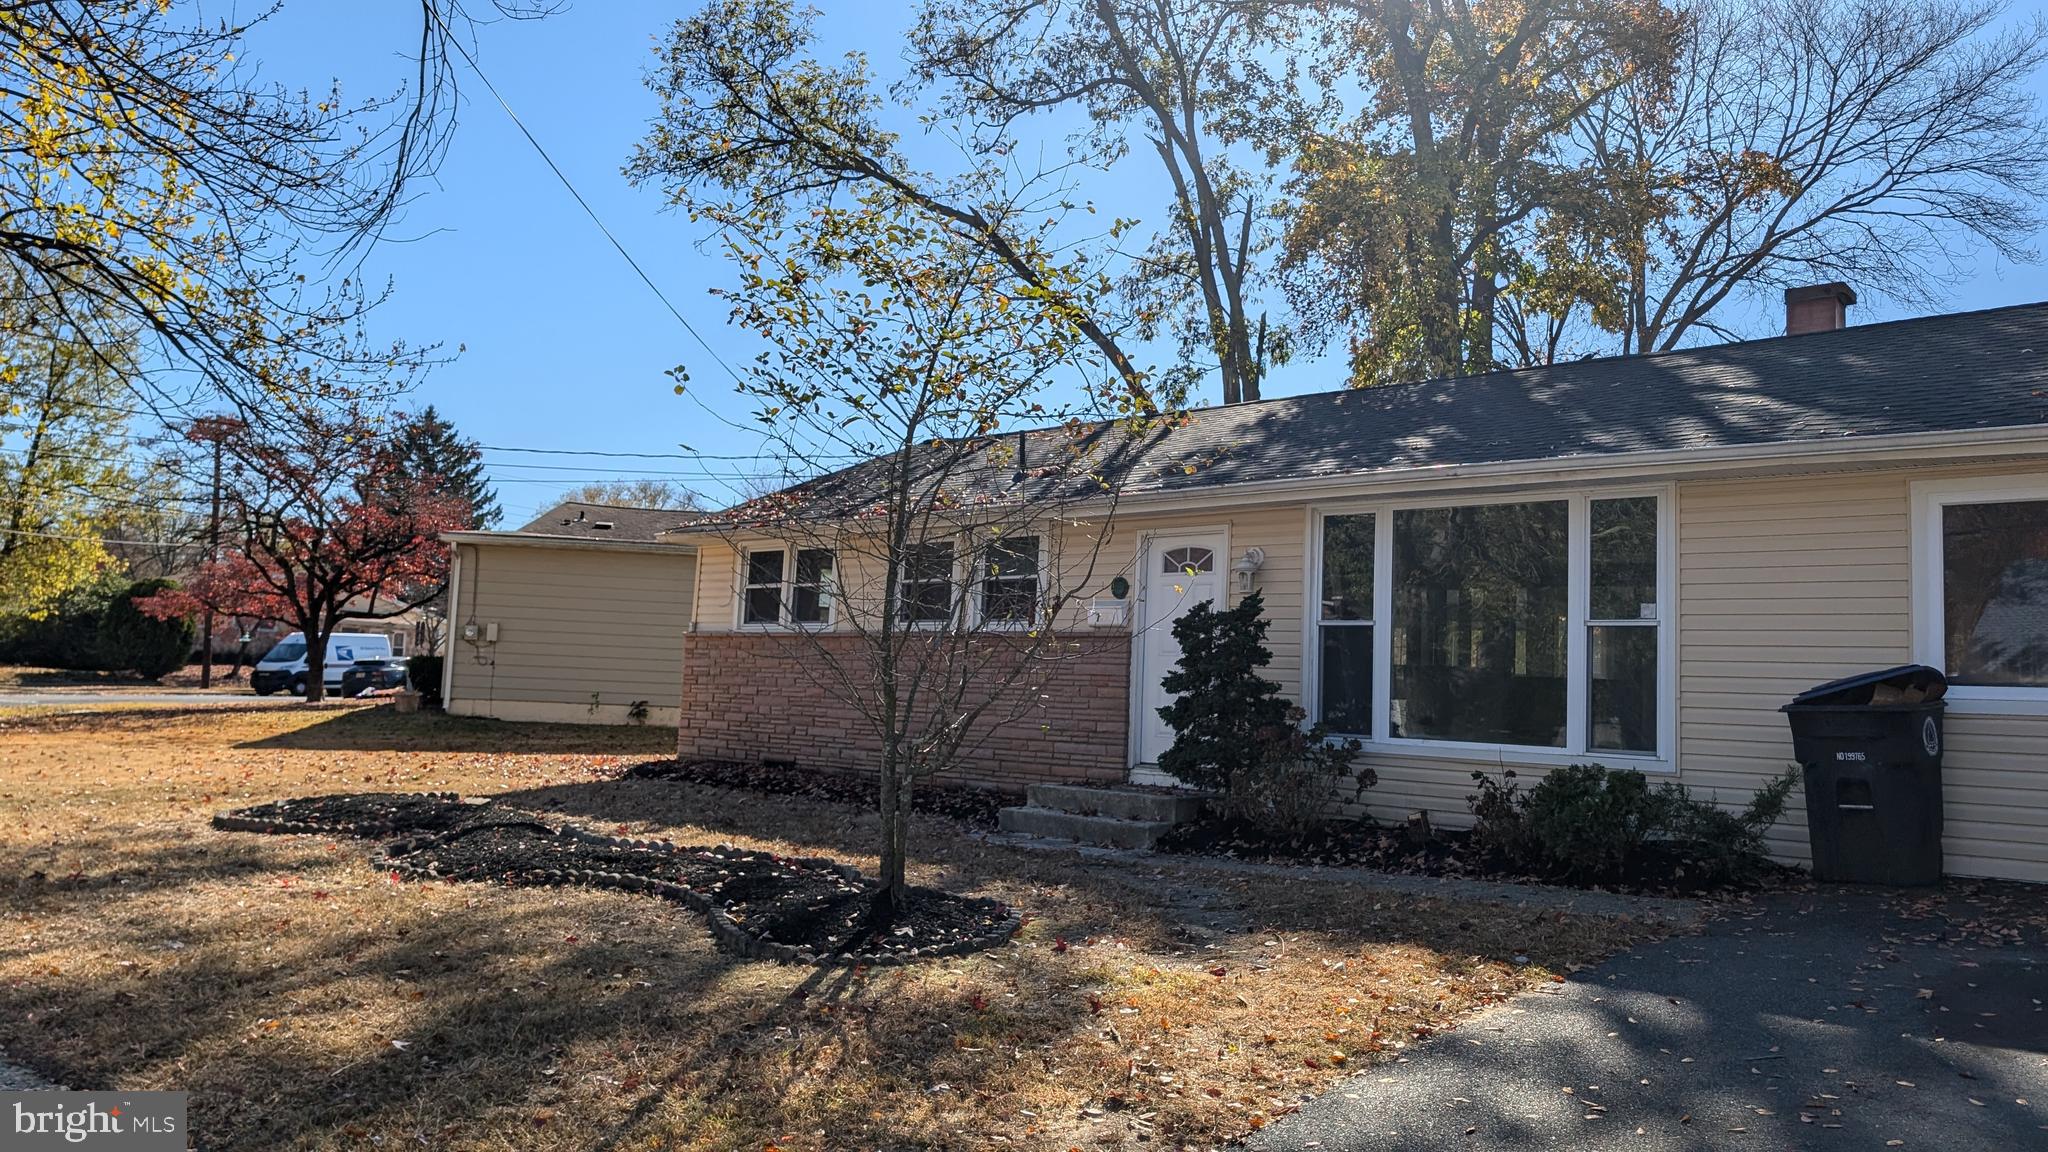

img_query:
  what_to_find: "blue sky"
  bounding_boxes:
[248,2,2048,517]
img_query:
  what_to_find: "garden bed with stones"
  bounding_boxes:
[1157,815,1799,897]
[624,758,1010,829]
[214,792,1019,966]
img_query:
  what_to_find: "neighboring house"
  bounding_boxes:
[440,503,697,725]
[666,287,2048,884]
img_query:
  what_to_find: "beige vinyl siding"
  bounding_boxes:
[448,543,695,723]
[688,507,1310,695]
[1674,466,2048,882]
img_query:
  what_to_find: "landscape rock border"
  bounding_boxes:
[216,795,1021,968]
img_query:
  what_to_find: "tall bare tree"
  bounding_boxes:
[1570,0,2048,354]
[1280,0,1682,385]
[910,0,1315,403]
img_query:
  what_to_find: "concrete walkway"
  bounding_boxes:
[1252,885,2047,1150]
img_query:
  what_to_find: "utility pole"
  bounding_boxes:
[198,428,221,680]
[192,417,237,689]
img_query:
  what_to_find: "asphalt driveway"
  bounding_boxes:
[1252,885,2047,1150]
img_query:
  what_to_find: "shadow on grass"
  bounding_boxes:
[0,831,1105,1152]
[233,706,677,755]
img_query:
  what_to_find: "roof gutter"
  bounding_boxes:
[439,531,698,557]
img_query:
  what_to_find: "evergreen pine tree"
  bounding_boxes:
[395,405,499,529]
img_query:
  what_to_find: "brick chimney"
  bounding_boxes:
[1785,282,1856,335]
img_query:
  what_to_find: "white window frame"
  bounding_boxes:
[735,543,837,630]
[972,532,1049,631]
[1911,473,2048,715]
[1302,484,1676,773]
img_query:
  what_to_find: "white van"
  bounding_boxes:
[250,632,394,697]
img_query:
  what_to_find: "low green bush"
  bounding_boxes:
[1467,764,1797,888]
[97,578,194,679]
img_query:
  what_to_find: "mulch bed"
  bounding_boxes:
[1157,815,1797,897]
[624,758,1010,829]
[214,793,1018,966]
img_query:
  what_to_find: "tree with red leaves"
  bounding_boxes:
[141,403,467,703]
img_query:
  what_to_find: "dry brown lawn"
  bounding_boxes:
[0,704,1657,1151]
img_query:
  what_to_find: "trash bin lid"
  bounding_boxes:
[1789,664,1948,707]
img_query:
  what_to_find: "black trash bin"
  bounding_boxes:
[1780,665,1947,886]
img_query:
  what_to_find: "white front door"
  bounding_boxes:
[1134,532,1226,769]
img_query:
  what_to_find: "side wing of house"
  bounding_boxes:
[445,541,696,726]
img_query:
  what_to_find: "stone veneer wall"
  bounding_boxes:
[676,631,1132,791]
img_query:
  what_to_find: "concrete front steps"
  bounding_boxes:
[995,782,1208,851]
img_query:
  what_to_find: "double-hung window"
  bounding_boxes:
[1311,490,1669,765]
[979,535,1041,626]
[900,540,957,626]
[742,548,785,625]
[1586,497,1660,753]
[741,546,836,626]
[1315,514,1375,735]
[1912,477,2048,710]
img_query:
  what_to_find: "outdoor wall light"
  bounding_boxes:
[1233,547,1266,594]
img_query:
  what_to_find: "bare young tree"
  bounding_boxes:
[1574,0,2048,353]
[687,191,1149,910]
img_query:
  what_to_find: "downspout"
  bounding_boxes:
[440,541,461,707]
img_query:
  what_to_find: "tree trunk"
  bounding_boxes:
[304,632,326,703]
[877,737,908,906]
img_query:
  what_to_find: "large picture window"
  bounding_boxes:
[1390,501,1569,746]
[1310,490,1669,764]
[1913,479,2048,704]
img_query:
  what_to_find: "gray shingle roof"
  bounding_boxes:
[686,300,2048,528]
[514,502,696,542]
[1117,298,2048,494]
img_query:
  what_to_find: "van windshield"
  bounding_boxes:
[266,640,306,663]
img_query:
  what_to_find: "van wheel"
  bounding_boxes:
[252,684,276,697]
[288,675,308,697]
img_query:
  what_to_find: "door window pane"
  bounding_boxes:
[1391,502,1568,746]
[1944,500,2048,686]
[1320,514,1375,621]
[1590,625,1657,753]
[1591,496,1659,620]
[900,540,956,625]
[792,548,835,624]
[743,549,784,625]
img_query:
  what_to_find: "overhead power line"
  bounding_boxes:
[422,5,753,437]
